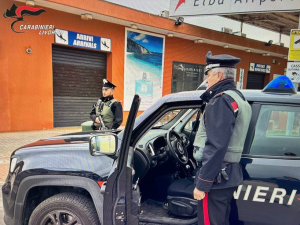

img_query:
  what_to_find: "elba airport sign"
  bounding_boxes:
[54,29,111,52]
[169,0,300,16]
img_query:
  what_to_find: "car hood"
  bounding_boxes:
[13,130,121,151]
[11,131,120,178]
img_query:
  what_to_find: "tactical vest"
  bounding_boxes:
[193,90,251,163]
[95,99,116,129]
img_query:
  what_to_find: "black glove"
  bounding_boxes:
[214,167,229,184]
[90,114,97,122]
[221,168,229,181]
[216,172,222,184]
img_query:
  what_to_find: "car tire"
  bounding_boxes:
[29,192,101,225]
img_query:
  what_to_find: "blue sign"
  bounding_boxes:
[54,29,111,52]
[249,63,271,73]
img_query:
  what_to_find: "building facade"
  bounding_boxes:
[0,0,288,132]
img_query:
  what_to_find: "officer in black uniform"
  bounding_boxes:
[90,79,123,130]
[193,51,252,225]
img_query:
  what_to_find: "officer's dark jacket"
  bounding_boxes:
[90,95,123,129]
[195,78,245,192]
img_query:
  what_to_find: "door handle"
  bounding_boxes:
[284,152,297,156]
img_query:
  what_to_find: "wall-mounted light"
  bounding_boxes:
[26,0,35,6]
[167,33,174,37]
[131,24,138,29]
[160,10,169,18]
[224,45,229,48]
[174,17,184,26]
[266,53,270,56]
[245,49,251,52]
[265,40,273,46]
[26,45,32,54]
[81,14,93,20]
[194,39,203,44]
[272,59,281,65]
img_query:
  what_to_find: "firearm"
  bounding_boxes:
[94,99,107,130]
[97,114,107,130]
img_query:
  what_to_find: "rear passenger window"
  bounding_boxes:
[267,111,300,136]
[250,105,300,157]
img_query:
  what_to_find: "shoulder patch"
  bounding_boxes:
[231,101,238,113]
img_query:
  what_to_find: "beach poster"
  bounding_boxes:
[124,28,165,111]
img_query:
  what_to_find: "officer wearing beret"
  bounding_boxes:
[193,51,252,225]
[90,79,123,130]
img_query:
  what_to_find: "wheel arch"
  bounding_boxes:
[14,175,104,225]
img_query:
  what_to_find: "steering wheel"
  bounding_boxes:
[166,130,188,165]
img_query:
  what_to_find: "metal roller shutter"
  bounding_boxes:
[52,45,107,127]
[246,72,265,90]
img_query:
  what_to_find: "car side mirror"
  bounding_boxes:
[89,134,118,156]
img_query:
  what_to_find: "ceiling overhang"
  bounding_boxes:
[223,12,299,36]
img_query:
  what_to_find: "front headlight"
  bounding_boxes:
[10,158,17,173]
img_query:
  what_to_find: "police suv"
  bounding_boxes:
[3,76,300,225]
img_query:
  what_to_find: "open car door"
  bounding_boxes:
[103,94,141,225]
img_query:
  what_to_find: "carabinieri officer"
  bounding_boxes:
[193,51,252,225]
[90,79,123,130]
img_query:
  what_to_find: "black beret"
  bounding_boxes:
[205,51,241,75]
[103,79,116,89]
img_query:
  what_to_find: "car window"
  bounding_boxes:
[266,110,300,136]
[153,110,181,127]
[249,105,300,157]
[184,112,202,131]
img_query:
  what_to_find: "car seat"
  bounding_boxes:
[167,179,197,217]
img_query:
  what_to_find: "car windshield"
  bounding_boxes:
[117,109,182,140]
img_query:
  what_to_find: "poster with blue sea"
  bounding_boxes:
[124,28,165,110]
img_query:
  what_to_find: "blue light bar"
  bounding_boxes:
[262,75,297,94]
